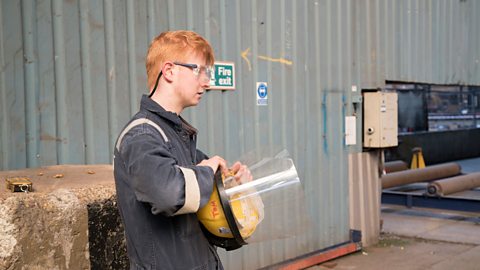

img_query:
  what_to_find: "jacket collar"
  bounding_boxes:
[140,95,197,136]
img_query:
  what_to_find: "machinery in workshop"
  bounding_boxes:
[362,90,480,212]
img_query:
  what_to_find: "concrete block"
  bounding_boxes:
[0,165,128,269]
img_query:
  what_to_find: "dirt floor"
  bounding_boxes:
[309,233,480,270]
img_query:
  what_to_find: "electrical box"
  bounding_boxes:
[363,91,398,148]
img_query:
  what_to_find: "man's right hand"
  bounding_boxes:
[198,156,228,175]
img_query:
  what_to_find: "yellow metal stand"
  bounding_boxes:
[410,147,426,169]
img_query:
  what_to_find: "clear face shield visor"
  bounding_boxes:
[197,155,310,250]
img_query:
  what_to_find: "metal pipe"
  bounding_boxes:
[381,162,461,189]
[384,160,408,173]
[427,172,480,196]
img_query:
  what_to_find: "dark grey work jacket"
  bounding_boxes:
[114,95,223,270]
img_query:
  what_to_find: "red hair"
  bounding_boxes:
[146,30,215,90]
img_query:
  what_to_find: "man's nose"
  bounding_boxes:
[200,79,210,89]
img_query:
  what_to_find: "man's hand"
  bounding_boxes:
[229,161,253,184]
[198,156,228,175]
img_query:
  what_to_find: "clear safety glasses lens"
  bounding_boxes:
[174,62,213,82]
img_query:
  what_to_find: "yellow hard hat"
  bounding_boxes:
[197,171,264,250]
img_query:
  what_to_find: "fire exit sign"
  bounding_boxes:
[209,61,235,90]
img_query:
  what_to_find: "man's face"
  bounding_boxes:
[174,54,211,109]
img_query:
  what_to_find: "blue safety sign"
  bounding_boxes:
[256,82,268,106]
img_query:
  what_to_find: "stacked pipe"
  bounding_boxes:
[384,160,409,173]
[381,163,461,189]
[427,172,480,196]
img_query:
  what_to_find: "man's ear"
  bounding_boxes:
[162,62,176,82]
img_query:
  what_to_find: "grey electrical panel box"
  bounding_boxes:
[363,92,398,148]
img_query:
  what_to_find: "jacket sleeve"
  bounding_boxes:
[119,130,214,216]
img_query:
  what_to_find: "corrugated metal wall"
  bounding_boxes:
[354,0,480,88]
[1,0,479,269]
[349,151,380,247]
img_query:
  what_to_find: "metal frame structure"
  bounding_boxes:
[382,190,480,213]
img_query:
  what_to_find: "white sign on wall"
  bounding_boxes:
[345,116,357,145]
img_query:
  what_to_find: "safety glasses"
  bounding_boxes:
[173,62,213,83]
[149,61,213,98]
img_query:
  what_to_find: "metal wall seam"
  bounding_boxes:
[126,0,137,116]
[0,0,7,169]
[235,0,246,156]
[246,3,263,266]
[396,0,404,81]
[384,0,393,81]
[251,0,260,156]
[440,0,448,83]
[476,0,480,83]
[339,0,350,243]
[473,0,480,82]
[432,0,440,83]
[325,0,334,246]
[345,0,356,151]
[419,0,427,82]
[405,0,412,81]
[280,0,290,261]
[391,0,398,80]
[184,1,197,130]
[326,0,332,88]
[167,0,175,29]
[375,0,384,86]
[337,0,345,89]
[352,0,360,89]
[264,0,275,264]
[461,1,469,81]
[291,0,299,180]
[425,0,433,82]
[21,0,38,167]
[290,0,300,197]
[216,2,232,267]
[312,0,322,251]
[103,0,116,158]
[219,0,231,161]
[256,15,273,266]
[204,0,217,156]
[52,0,68,164]
[266,0,273,160]
[79,1,94,164]
[280,0,287,151]
[146,0,155,43]
[447,0,454,83]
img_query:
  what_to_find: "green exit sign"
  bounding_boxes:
[209,62,235,90]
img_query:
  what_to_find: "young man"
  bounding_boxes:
[113,30,250,269]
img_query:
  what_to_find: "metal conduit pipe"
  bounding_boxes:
[426,172,480,196]
[381,163,461,189]
[384,160,409,174]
